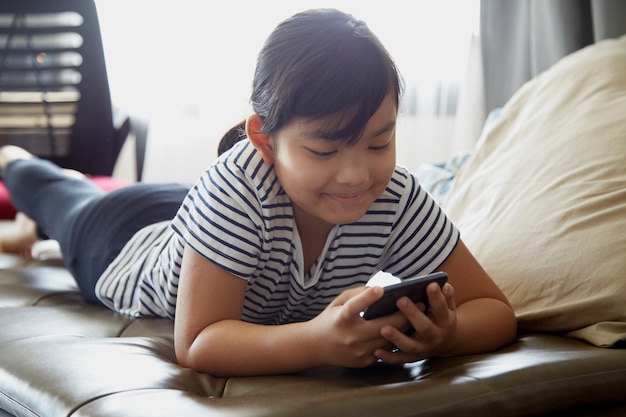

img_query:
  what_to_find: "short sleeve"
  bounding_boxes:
[170,162,264,279]
[381,170,460,278]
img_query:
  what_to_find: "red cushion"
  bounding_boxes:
[88,176,131,192]
[0,176,130,219]
[0,184,14,220]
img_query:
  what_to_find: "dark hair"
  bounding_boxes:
[218,8,403,156]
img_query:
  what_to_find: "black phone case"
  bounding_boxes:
[362,272,448,320]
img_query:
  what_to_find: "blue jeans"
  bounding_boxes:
[3,158,189,304]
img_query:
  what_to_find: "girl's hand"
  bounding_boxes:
[373,282,457,364]
[305,286,408,368]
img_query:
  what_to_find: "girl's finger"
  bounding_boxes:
[424,282,453,324]
[341,286,384,319]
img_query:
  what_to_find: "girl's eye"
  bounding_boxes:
[307,148,337,157]
[369,142,390,151]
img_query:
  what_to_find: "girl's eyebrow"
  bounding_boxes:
[370,121,396,138]
[305,120,396,141]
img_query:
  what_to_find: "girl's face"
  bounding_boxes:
[264,94,397,231]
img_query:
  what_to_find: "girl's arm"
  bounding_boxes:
[174,245,406,377]
[374,239,518,363]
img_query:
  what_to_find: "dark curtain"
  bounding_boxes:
[480,0,626,113]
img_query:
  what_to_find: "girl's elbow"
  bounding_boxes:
[507,312,519,342]
[174,341,194,369]
[175,339,226,376]
[498,305,519,347]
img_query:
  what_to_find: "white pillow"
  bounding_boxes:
[443,35,626,347]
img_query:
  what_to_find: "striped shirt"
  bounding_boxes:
[95,140,459,322]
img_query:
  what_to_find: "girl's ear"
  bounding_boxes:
[246,114,274,164]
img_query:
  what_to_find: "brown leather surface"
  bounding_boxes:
[1,254,625,417]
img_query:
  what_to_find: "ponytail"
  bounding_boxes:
[217,119,247,156]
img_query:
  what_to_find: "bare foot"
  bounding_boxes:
[0,145,34,172]
[0,145,85,180]
[0,212,40,257]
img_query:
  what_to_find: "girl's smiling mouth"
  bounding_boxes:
[326,191,368,206]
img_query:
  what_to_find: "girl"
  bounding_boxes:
[0,9,516,377]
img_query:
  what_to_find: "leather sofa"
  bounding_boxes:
[2,28,626,417]
[1,253,625,417]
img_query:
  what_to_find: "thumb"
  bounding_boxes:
[339,286,384,319]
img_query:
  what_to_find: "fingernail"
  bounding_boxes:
[397,297,409,308]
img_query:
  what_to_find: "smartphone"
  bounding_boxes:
[362,271,448,320]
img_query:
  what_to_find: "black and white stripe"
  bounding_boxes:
[96,140,459,322]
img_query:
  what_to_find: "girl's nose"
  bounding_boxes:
[335,150,370,186]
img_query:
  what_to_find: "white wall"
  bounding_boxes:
[102,1,482,184]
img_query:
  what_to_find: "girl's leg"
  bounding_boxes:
[1,147,106,247]
[63,182,189,303]
[1,146,190,304]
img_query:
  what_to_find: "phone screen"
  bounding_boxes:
[362,271,448,320]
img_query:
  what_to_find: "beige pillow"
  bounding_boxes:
[443,35,626,347]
